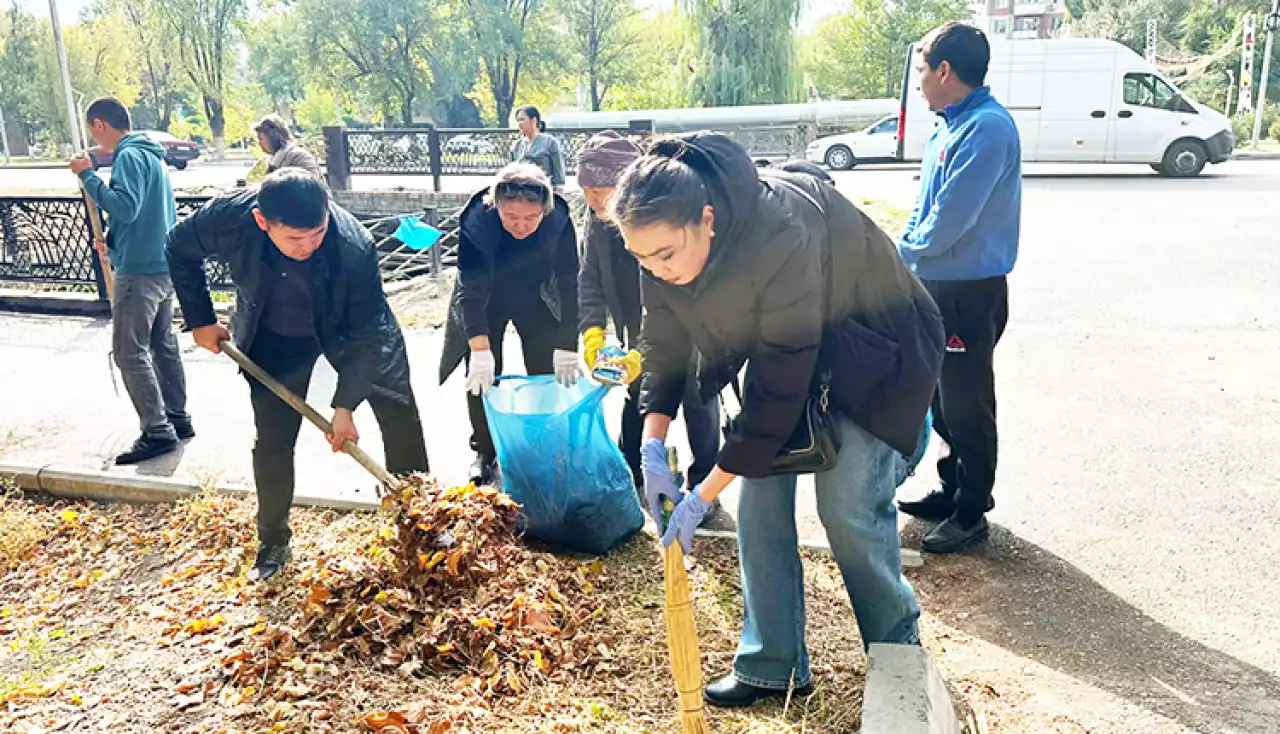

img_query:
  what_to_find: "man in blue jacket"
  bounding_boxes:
[69,98,191,465]
[897,23,1021,554]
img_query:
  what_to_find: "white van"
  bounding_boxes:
[896,38,1234,177]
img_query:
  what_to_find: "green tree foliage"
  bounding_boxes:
[245,9,307,116]
[155,0,249,154]
[803,0,971,101]
[601,9,696,110]
[114,0,181,131]
[682,0,803,106]
[463,0,541,125]
[553,0,639,111]
[1,3,58,148]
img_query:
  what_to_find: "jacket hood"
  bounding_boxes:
[117,132,166,160]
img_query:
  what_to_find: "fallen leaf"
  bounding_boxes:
[361,711,408,732]
[184,614,225,634]
[280,682,311,699]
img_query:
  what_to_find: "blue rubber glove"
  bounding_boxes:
[661,489,713,554]
[640,437,680,526]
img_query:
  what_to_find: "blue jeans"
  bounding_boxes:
[733,416,920,690]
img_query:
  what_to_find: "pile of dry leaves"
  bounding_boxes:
[226,477,613,705]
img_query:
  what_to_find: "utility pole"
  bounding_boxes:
[1227,69,1236,117]
[0,86,10,165]
[48,0,82,156]
[1240,14,1257,117]
[1254,0,1280,149]
[1146,19,1158,64]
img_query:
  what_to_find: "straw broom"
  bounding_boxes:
[663,447,710,734]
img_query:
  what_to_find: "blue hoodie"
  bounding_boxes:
[899,86,1021,281]
[78,132,176,276]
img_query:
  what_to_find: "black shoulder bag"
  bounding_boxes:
[723,178,842,476]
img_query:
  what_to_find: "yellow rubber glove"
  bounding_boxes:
[618,349,642,385]
[582,327,606,370]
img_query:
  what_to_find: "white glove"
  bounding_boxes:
[553,349,582,388]
[466,349,496,396]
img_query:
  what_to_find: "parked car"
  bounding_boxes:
[88,130,200,170]
[806,114,900,170]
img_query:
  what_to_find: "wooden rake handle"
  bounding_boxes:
[220,341,402,491]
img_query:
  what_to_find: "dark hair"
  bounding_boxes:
[774,160,834,183]
[487,162,553,212]
[85,97,131,132]
[254,114,293,153]
[258,169,330,229]
[920,23,990,88]
[609,138,709,230]
[515,105,546,133]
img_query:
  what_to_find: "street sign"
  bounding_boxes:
[1267,13,1280,33]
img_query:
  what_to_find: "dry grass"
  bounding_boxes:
[0,483,52,568]
[0,489,880,733]
[387,271,455,330]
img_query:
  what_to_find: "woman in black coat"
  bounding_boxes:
[438,163,580,485]
[610,134,944,707]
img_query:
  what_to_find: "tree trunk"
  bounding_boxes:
[157,91,174,132]
[205,95,226,160]
[401,94,415,127]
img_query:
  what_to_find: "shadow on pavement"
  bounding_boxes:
[904,521,1280,733]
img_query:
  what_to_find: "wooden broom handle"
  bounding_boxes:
[79,175,113,301]
[220,340,402,491]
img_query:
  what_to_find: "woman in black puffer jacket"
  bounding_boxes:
[611,133,944,708]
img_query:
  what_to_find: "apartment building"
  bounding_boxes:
[972,0,1067,40]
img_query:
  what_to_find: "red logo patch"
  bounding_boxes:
[946,334,966,353]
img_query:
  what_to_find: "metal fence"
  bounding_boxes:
[0,194,467,302]
[326,123,812,190]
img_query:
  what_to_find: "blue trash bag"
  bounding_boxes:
[483,375,644,554]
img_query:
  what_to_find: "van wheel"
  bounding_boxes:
[1149,164,1163,173]
[173,161,188,171]
[1159,140,1207,177]
[825,145,856,171]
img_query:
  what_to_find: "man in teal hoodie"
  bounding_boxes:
[69,97,192,465]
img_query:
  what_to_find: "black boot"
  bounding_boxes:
[922,515,990,554]
[115,434,179,465]
[469,454,497,486]
[703,673,813,709]
[170,415,196,441]
[247,544,292,582]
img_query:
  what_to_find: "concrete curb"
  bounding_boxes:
[0,461,380,513]
[0,460,925,566]
[0,291,109,316]
[862,643,963,734]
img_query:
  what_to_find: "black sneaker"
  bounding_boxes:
[469,454,497,486]
[921,515,990,554]
[896,490,956,522]
[115,434,179,465]
[170,416,195,441]
[247,544,292,582]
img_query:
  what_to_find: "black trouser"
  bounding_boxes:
[466,299,561,459]
[621,374,721,489]
[247,332,429,547]
[922,276,1009,525]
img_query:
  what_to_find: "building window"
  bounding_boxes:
[1015,16,1041,32]
[990,18,1010,36]
[994,0,1009,9]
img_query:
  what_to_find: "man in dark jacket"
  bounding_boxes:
[576,131,721,491]
[897,24,1021,554]
[167,170,430,581]
[69,97,191,465]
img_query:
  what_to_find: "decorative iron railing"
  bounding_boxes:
[0,194,469,302]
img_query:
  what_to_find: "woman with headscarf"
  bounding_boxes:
[610,133,944,707]
[438,162,580,485]
[254,115,323,182]
[511,106,566,193]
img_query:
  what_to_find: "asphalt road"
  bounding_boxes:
[1,158,1278,731]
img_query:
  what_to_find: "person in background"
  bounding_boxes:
[512,106,566,193]
[68,97,192,465]
[575,131,721,506]
[255,114,323,182]
[895,23,1021,554]
[167,170,430,581]
[612,134,943,708]
[438,163,580,486]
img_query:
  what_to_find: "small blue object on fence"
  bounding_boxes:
[483,375,644,555]
[393,215,443,251]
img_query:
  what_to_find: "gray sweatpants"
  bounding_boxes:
[112,273,190,440]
